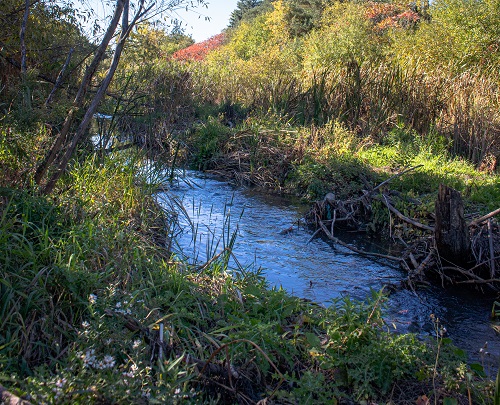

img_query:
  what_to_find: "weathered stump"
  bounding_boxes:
[434,184,470,266]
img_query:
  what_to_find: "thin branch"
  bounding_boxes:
[378,194,434,232]
[469,207,500,227]
[318,220,401,262]
[2,0,40,18]
[20,0,30,75]
[488,219,496,279]
[413,250,434,276]
[45,47,74,106]
[371,165,423,194]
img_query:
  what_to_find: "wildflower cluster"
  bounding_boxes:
[80,349,116,370]
[114,300,132,315]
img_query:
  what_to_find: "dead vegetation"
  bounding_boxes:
[305,166,500,293]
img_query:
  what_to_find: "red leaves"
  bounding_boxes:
[172,33,226,61]
[365,2,420,32]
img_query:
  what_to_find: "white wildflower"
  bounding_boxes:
[123,364,138,378]
[89,294,97,304]
[81,321,90,329]
[82,349,97,368]
[132,339,142,349]
[115,302,122,308]
[55,378,67,388]
[102,355,116,369]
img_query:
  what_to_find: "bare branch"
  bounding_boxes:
[45,47,74,106]
[378,194,434,232]
[318,220,402,262]
[371,165,423,194]
[469,207,500,227]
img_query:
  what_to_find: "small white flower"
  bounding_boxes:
[123,364,138,378]
[55,378,67,388]
[102,355,116,369]
[132,340,142,349]
[89,294,97,304]
[82,349,97,368]
[115,302,122,308]
[81,321,90,329]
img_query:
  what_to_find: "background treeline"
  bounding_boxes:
[193,0,500,168]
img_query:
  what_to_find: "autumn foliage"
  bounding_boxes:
[365,2,420,31]
[172,33,226,61]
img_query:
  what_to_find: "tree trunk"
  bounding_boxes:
[42,0,133,194]
[34,0,125,185]
[20,0,30,76]
[434,184,470,266]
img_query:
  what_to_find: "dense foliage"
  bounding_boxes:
[190,0,500,167]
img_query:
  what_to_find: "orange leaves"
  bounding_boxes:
[172,33,226,62]
[365,2,420,32]
[415,395,430,405]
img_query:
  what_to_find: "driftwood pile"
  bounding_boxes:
[306,166,500,293]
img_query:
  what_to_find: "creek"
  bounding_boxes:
[157,170,499,375]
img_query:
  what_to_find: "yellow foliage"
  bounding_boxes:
[228,15,271,60]
[302,3,380,73]
[266,0,291,44]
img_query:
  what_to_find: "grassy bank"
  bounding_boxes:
[1,128,497,403]
[189,115,500,235]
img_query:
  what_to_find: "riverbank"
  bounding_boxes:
[188,115,500,292]
[1,143,497,403]
[0,135,494,404]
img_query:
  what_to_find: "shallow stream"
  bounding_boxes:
[157,171,499,375]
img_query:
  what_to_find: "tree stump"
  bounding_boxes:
[434,184,470,266]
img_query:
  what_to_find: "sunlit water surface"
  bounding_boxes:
[157,171,499,374]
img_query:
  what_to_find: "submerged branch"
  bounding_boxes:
[318,220,401,262]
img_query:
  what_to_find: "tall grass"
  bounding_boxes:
[195,58,499,167]
[0,152,168,374]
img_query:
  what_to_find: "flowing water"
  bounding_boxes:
[157,171,499,375]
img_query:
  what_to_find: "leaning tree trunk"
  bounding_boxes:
[34,0,126,186]
[434,184,470,266]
